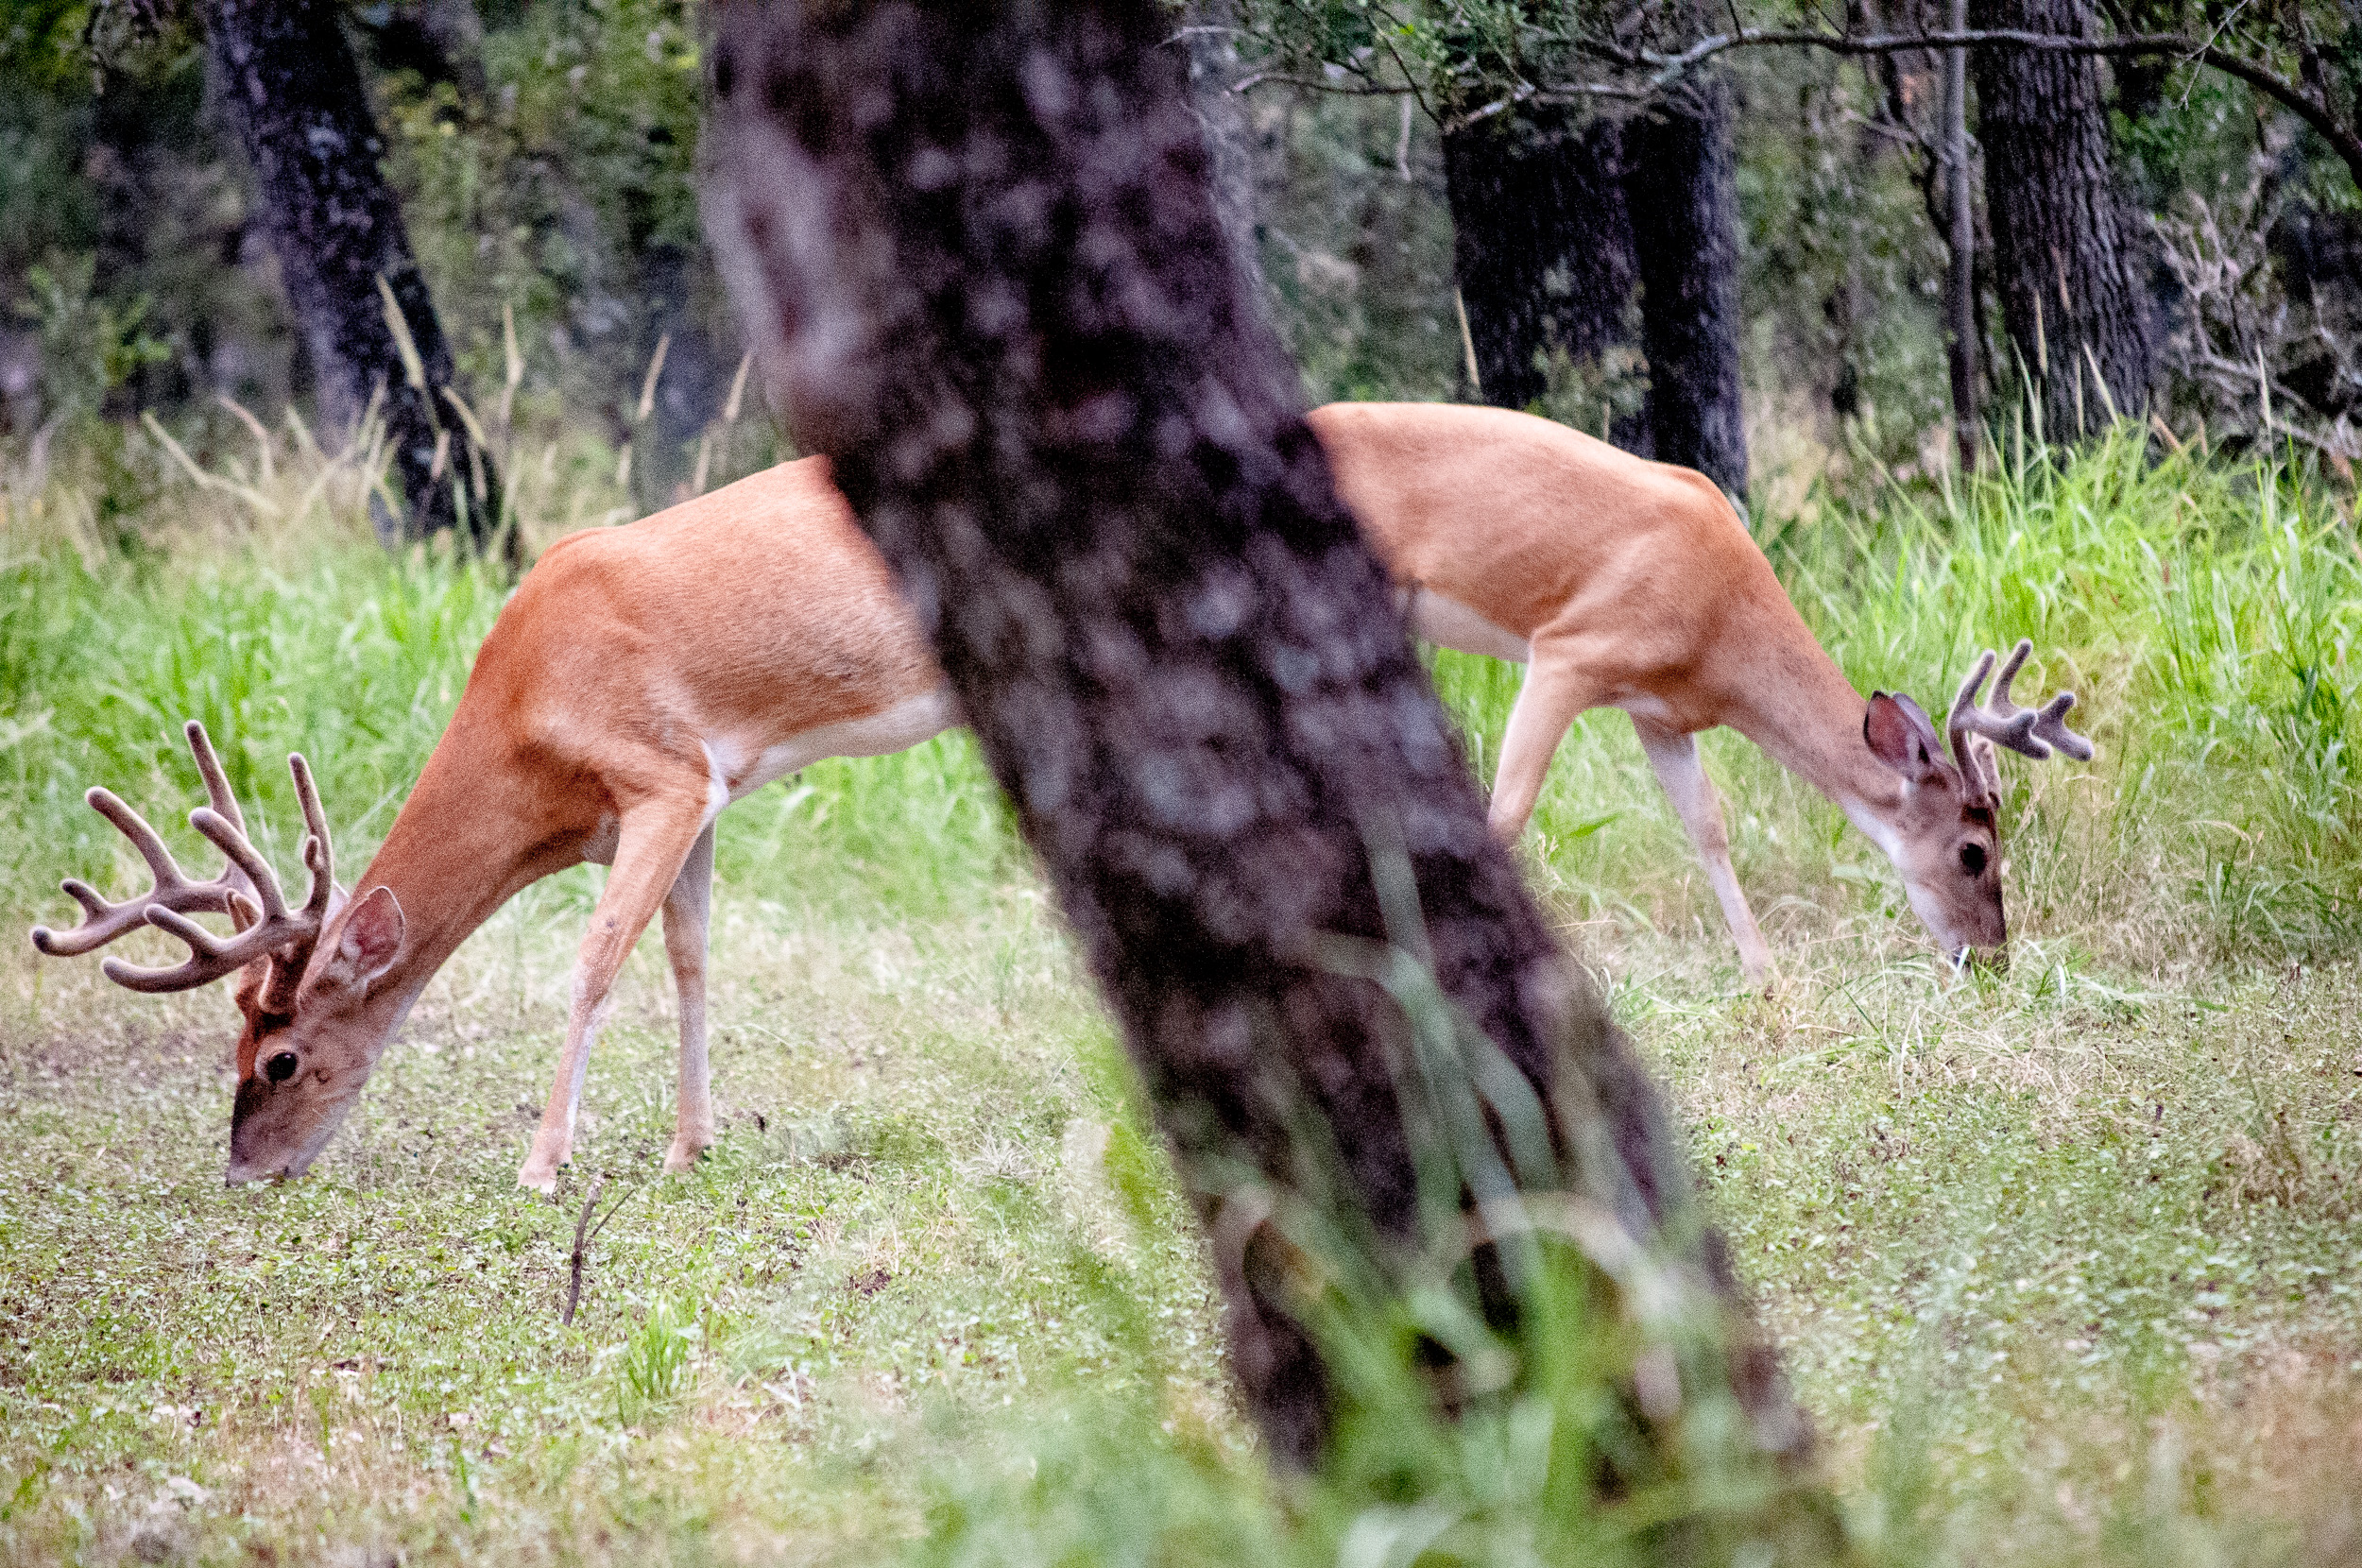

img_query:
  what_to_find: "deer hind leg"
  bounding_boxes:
[1631,716,1774,988]
[1487,649,1607,841]
[660,819,717,1174]
[520,792,712,1193]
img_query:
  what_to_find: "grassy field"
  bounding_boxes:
[1,423,2358,1565]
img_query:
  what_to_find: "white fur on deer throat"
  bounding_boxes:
[1838,797,1906,862]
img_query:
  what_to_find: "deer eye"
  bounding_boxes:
[1959,843,1989,877]
[265,1051,300,1084]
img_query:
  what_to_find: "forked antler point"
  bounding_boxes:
[29,724,339,992]
[1944,638,2095,798]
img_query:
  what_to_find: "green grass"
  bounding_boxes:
[1,423,2358,1564]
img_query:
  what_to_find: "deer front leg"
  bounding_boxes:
[659,819,717,1174]
[520,794,711,1193]
[1488,651,1606,841]
[1632,717,1775,989]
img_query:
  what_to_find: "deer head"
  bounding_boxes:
[30,722,406,1183]
[1861,640,2092,965]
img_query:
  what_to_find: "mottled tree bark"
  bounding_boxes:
[202,0,499,544]
[1622,76,1749,496]
[704,0,1807,1476]
[1443,105,1638,413]
[1969,0,2155,435]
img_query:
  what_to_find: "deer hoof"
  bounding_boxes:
[662,1137,712,1175]
[518,1152,565,1194]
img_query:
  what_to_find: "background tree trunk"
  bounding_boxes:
[354,0,488,98]
[1969,0,2155,435]
[1622,74,1750,496]
[705,0,1815,1482]
[1943,0,1981,468]
[1181,0,1271,304]
[201,0,498,544]
[624,241,732,512]
[1442,106,1638,413]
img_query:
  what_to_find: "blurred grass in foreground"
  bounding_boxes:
[0,419,2356,1565]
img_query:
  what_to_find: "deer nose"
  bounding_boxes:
[1958,944,2010,976]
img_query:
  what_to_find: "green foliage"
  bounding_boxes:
[1228,0,1600,111]
[0,0,733,496]
[15,250,168,423]
[1261,93,1463,406]
[0,7,101,296]
[617,1295,699,1421]
[1282,897,1843,1565]
[379,0,706,320]
[374,1,715,442]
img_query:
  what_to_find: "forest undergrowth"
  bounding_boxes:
[0,419,2357,1565]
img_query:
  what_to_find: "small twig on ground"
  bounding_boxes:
[560,1175,642,1327]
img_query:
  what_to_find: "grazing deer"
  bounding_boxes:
[1309,401,2093,983]
[32,406,2086,1189]
[34,458,953,1190]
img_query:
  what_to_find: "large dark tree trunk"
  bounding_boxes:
[202,0,499,545]
[1622,75,1749,496]
[1969,0,2155,436]
[705,0,1822,1494]
[1442,105,1638,414]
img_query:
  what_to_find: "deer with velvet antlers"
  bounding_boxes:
[1310,402,2095,987]
[35,459,950,1190]
[32,404,2089,1190]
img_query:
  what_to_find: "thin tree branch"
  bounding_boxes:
[1549,27,2362,181]
[561,1176,604,1327]
[1228,69,1408,95]
[1254,20,2362,181]
[559,1175,642,1327]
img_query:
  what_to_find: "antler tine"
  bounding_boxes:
[184,720,249,841]
[1990,639,2030,698]
[29,725,337,996]
[1947,638,2096,770]
[188,804,293,924]
[29,786,238,958]
[286,752,335,923]
[103,908,275,994]
[1945,648,1998,757]
[2030,691,2095,761]
[99,772,332,994]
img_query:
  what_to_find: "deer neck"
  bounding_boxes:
[326,739,551,1059]
[1711,620,1909,858]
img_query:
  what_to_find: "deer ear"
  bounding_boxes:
[320,886,403,990]
[1864,692,1942,782]
[232,956,271,1018]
